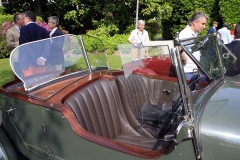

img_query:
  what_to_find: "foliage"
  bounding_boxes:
[162,0,219,39]
[86,24,119,37]
[3,0,173,35]
[1,21,14,34]
[0,31,12,58]
[0,7,4,14]
[3,0,49,16]
[102,34,129,55]
[0,21,13,58]
[0,58,14,87]
[145,20,162,40]
[3,0,34,14]
[35,20,50,32]
[219,0,240,28]
[86,31,129,55]
[0,15,14,24]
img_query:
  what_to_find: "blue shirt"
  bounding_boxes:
[207,26,215,35]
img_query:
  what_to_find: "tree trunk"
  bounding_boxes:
[34,0,42,16]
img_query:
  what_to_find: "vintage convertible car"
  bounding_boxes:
[0,33,239,160]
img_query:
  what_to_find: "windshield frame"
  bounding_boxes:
[9,34,108,93]
[178,35,237,80]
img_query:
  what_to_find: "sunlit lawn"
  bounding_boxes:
[0,54,122,87]
[0,58,14,87]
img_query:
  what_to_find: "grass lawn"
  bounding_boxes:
[0,55,122,87]
[0,58,14,87]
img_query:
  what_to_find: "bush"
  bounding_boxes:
[0,7,5,15]
[0,25,12,58]
[101,34,129,54]
[0,14,13,24]
[219,0,240,28]
[86,23,119,37]
[145,20,162,40]
[86,32,129,55]
[162,0,218,39]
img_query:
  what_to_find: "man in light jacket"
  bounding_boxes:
[6,13,24,49]
[218,22,232,44]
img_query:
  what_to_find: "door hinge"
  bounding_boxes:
[43,124,47,133]
[45,145,50,154]
[4,107,16,115]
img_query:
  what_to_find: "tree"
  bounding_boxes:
[162,0,221,39]
[3,0,48,16]
[3,0,173,35]
[219,0,240,27]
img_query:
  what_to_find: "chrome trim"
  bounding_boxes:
[79,35,92,72]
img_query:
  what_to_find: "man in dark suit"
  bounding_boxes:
[207,21,218,35]
[225,23,240,77]
[19,11,49,77]
[47,16,64,71]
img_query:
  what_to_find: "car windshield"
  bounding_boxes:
[179,35,237,79]
[10,34,108,92]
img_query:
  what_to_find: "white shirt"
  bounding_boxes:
[218,27,232,44]
[128,29,149,43]
[26,21,35,25]
[50,27,57,37]
[179,25,200,73]
[15,25,20,33]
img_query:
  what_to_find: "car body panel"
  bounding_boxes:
[201,77,240,160]
[0,127,18,160]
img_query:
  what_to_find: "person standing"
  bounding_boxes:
[230,23,236,41]
[48,16,63,38]
[230,23,236,35]
[225,24,240,77]
[6,13,24,49]
[6,13,24,79]
[47,16,64,71]
[128,20,149,60]
[218,22,232,44]
[18,11,49,77]
[207,21,218,35]
[179,12,208,81]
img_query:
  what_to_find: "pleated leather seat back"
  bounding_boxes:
[64,78,138,139]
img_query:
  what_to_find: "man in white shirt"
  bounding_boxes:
[218,22,232,44]
[128,20,149,60]
[179,12,208,81]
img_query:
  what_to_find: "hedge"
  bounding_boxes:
[162,0,220,39]
[219,0,240,27]
[0,14,13,24]
[86,33,129,55]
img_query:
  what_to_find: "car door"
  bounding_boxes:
[2,96,49,159]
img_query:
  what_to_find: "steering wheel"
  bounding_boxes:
[188,69,200,91]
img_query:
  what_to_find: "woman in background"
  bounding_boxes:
[128,20,149,60]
